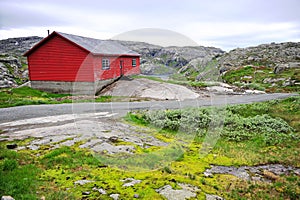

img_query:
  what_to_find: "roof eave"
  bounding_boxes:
[91,53,141,57]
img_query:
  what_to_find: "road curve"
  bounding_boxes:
[0,93,297,123]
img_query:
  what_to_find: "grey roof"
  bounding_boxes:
[57,32,139,56]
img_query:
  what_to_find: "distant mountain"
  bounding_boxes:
[117,40,224,79]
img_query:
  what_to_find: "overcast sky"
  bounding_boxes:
[0,0,299,50]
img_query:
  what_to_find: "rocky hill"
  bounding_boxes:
[0,36,224,88]
[218,42,300,92]
[0,36,42,88]
[117,40,224,78]
[218,42,300,73]
[1,35,299,92]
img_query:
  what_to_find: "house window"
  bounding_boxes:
[102,58,110,70]
[132,59,136,67]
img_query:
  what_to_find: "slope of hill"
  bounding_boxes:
[116,40,224,78]
[0,36,42,88]
[0,36,224,88]
[218,42,300,92]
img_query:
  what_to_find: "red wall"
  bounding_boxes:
[94,55,140,80]
[28,35,94,82]
[27,34,140,82]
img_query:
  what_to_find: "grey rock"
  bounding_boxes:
[204,164,300,182]
[27,144,39,150]
[1,196,15,200]
[92,187,107,195]
[289,62,300,68]
[274,64,289,74]
[133,194,140,198]
[121,178,142,187]
[109,194,119,200]
[74,179,95,186]
[156,183,199,200]
[92,142,135,154]
[206,194,224,200]
[82,191,90,195]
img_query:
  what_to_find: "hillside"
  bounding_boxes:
[218,42,300,92]
[0,36,224,88]
[117,40,224,78]
[0,36,42,88]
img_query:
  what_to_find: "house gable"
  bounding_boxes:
[27,33,94,82]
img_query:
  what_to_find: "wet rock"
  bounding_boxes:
[205,194,224,200]
[121,178,142,187]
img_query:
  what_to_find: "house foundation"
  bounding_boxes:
[30,78,118,95]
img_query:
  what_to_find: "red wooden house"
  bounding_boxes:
[24,31,140,94]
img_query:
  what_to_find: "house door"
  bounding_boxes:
[120,60,124,76]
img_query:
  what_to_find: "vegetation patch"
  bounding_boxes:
[0,96,299,199]
[222,65,300,92]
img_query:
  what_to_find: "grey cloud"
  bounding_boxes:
[0,1,67,28]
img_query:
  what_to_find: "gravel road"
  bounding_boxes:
[0,93,296,123]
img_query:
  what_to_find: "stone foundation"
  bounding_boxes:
[30,79,118,95]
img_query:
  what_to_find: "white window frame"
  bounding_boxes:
[102,58,110,70]
[132,58,136,67]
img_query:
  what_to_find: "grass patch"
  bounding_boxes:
[126,96,300,166]
[0,86,71,108]
[0,96,299,199]
[222,65,300,92]
[0,145,41,199]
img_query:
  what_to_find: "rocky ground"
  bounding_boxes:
[218,42,300,73]
[99,77,265,101]
[100,77,201,101]
[1,102,299,200]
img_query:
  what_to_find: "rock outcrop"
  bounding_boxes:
[218,42,300,73]
[0,36,42,88]
[117,40,224,77]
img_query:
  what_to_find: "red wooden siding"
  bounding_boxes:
[26,32,141,82]
[94,56,140,80]
[28,35,95,82]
